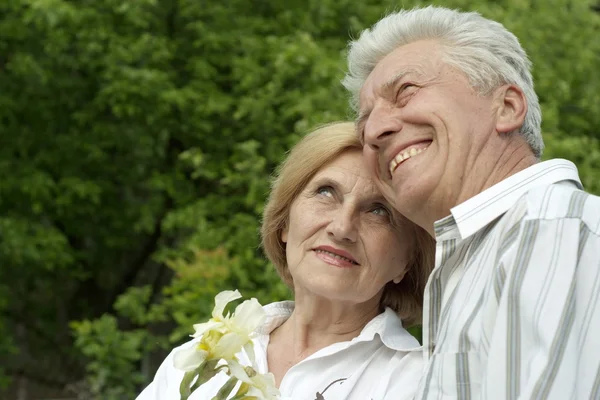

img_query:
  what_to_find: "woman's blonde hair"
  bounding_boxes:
[261,122,435,327]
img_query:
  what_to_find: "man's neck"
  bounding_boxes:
[422,136,538,236]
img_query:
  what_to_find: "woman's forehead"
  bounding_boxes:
[310,158,384,201]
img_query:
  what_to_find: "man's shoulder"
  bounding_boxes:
[513,182,600,233]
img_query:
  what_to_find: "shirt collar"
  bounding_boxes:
[443,159,582,239]
[255,301,295,336]
[356,308,421,351]
[256,301,420,352]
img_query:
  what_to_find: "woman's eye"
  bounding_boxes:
[370,205,390,217]
[317,186,334,197]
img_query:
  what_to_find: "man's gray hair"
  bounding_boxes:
[342,6,544,158]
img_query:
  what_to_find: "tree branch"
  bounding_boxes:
[106,197,173,311]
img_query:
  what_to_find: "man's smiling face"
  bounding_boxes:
[358,40,500,224]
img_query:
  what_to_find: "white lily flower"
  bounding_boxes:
[173,346,208,372]
[228,360,280,399]
[228,297,265,333]
[225,298,265,362]
[174,290,266,373]
[191,290,243,338]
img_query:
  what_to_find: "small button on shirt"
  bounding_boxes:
[137,301,424,400]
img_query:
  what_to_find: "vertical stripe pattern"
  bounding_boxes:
[416,162,600,400]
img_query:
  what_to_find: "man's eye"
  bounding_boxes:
[396,83,417,104]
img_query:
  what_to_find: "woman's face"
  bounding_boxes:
[282,149,412,306]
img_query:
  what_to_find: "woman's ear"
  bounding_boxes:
[392,269,407,284]
[281,227,288,243]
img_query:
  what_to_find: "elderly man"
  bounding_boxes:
[343,6,600,399]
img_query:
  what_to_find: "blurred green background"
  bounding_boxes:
[0,0,598,398]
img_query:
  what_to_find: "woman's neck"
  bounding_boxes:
[267,293,381,386]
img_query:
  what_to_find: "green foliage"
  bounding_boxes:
[0,0,598,397]
[71,315,147,400]
[160,249,233,342]
[70,248,240,398]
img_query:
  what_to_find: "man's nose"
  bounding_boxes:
[363,105,402,151]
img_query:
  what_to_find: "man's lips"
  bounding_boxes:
[313,245,359,267]
[388,140,432,176]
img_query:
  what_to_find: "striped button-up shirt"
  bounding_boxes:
[416,159,600,399]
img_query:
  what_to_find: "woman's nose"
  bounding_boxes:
[326,208,358,243]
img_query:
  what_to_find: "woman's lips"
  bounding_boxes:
[314,249,356,268]
[313,246,359,268]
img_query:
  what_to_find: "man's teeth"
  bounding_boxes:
[389,147,427,174]
[315,249,356,264]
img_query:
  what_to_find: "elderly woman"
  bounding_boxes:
[137,122,434,399]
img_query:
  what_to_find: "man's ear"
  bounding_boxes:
[495,84,527,134]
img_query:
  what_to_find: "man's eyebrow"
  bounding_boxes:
[356,69,416,144]
[382,69,416,92]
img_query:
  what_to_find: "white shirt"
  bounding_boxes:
[138,301,424,400]
[416,159,600,399]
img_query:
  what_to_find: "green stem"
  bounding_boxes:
[190,359,221,392]
[179,360,208,400]
[229,382,250,400]
[211,376,238,400]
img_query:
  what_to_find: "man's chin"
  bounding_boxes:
[391,182,431,212]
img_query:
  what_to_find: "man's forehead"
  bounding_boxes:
[358,41,444,106]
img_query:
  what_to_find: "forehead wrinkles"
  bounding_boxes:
[360,67,422,114]
[359,43,445,106]
[316,165,380,201]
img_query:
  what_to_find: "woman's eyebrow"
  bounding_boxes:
[309,176,340,190]
[361,195,391,207]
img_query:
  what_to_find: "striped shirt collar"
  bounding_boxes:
[436,159,582,240]
[257,301,421,351]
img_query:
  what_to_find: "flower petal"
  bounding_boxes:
[191,320,223,338]
[173,347,207,372]
[213,290,242,319]
[243,341,256,365]
[231,298,265,333]
[247,372,279,398]
[227,359,252,384]
[212,331,246,360]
